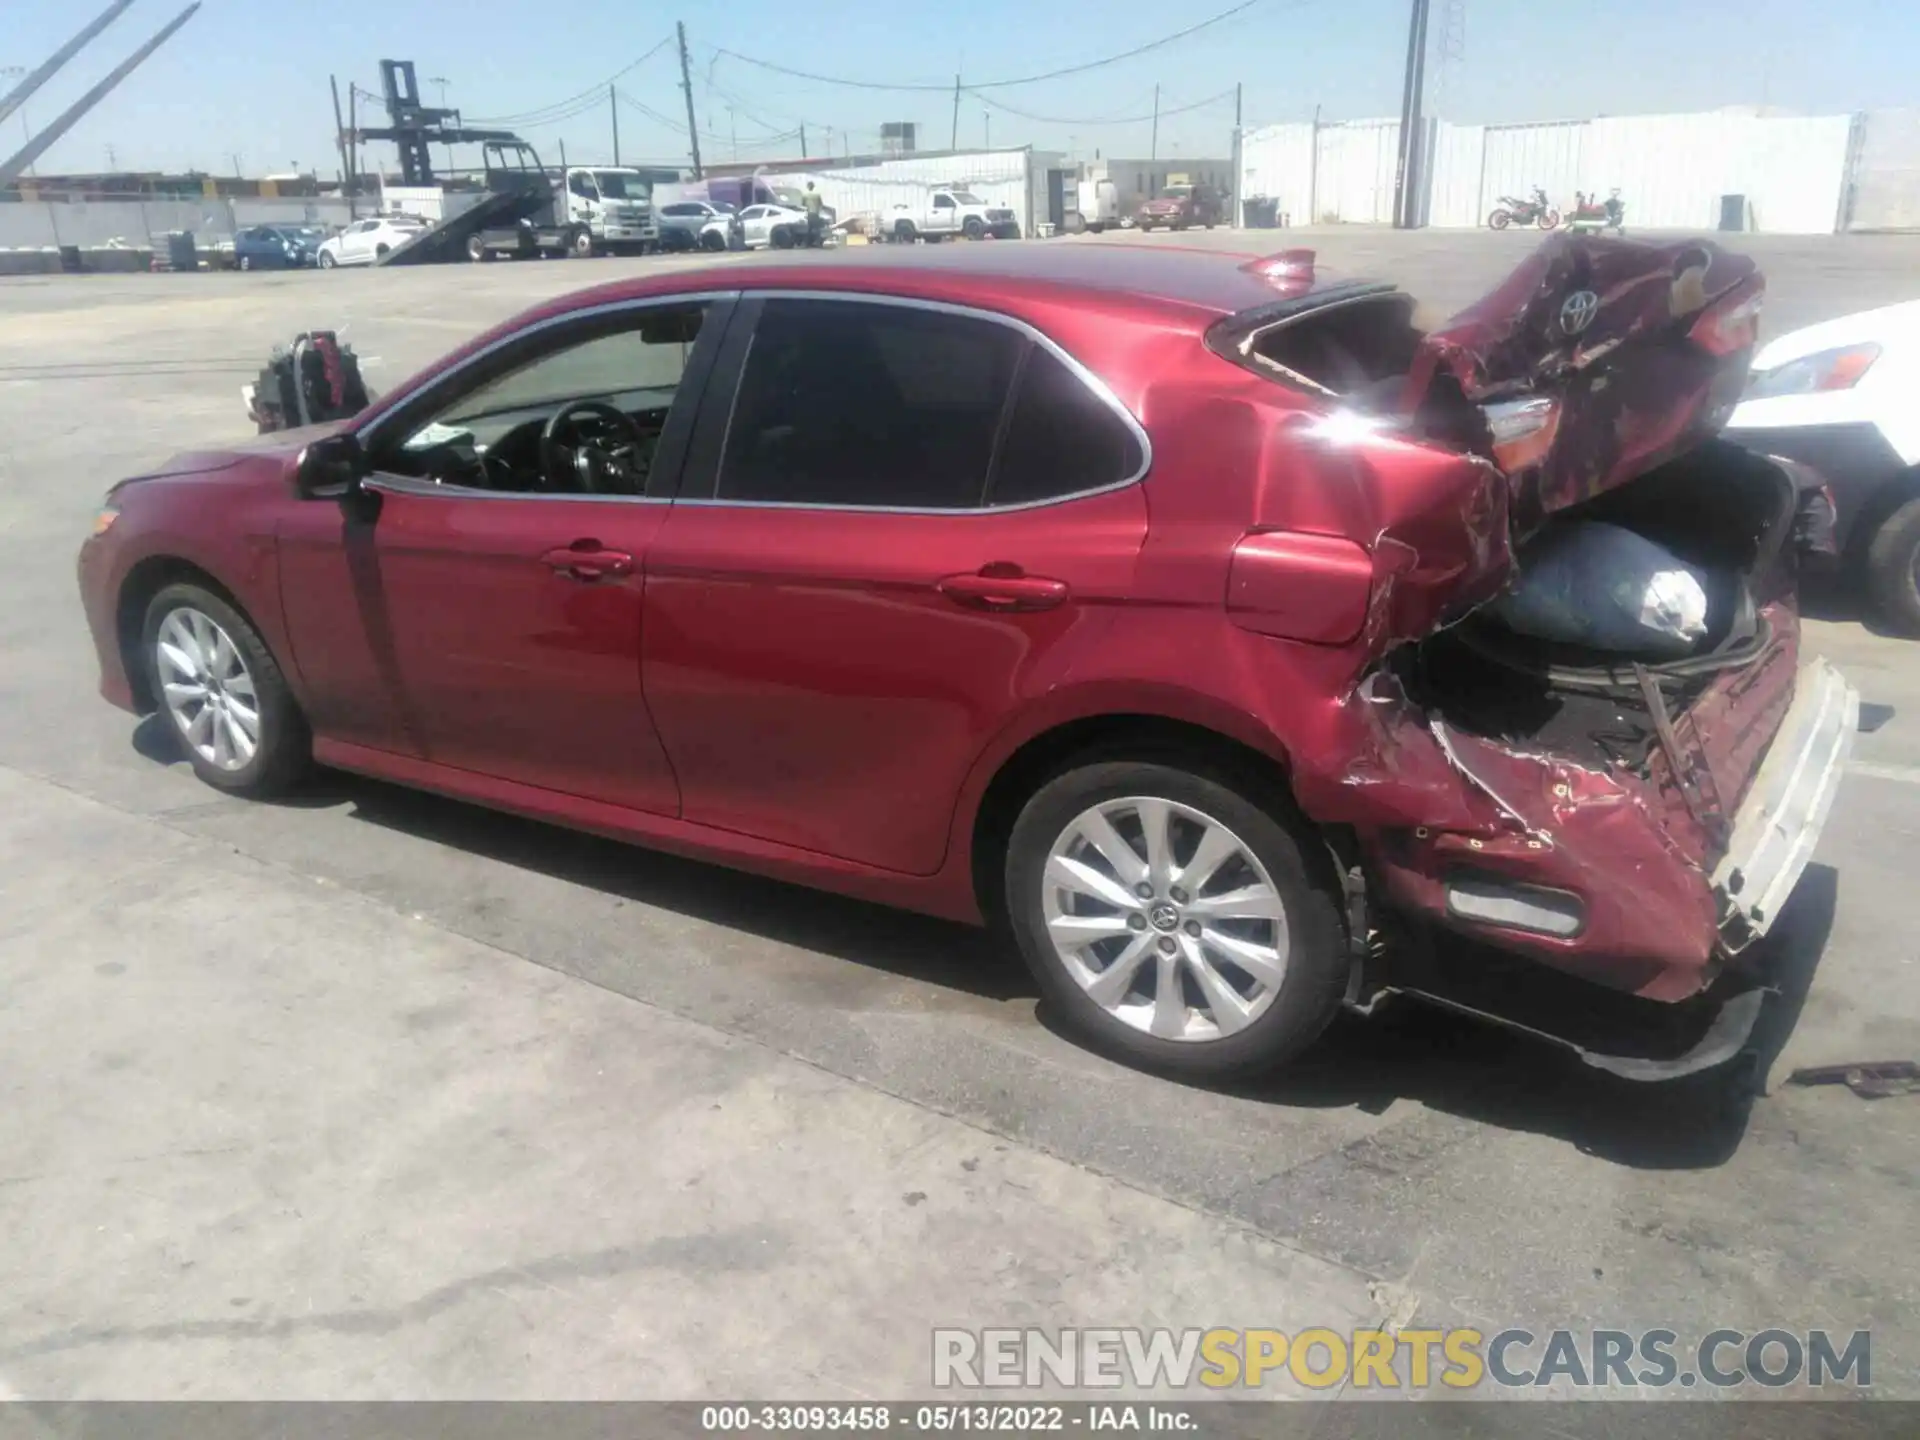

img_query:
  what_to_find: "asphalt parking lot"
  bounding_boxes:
[0,228,1916,1403]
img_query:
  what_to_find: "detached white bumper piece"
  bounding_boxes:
[1712,657,1859,953]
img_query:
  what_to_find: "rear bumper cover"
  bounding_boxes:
[1710,657,1858,953]
[1332,651,1855,1002]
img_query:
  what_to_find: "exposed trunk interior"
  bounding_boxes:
[1397,441,1800,777]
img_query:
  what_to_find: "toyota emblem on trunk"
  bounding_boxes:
[1559,290,1599,336]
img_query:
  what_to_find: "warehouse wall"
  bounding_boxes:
[1239,106,1855,234]
[0,195,352,249]
[1846,108,1920,231]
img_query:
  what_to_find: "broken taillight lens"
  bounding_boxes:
[1482,395,1561,472]
[1689,289,1765,356]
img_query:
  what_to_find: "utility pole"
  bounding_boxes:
[329,74,355,217]
[1392,0,1431,229]
[1150,84,1160,162]
[800,123,807,158]
[676,21,703,177]
[984,112,990,148]
[951,75,961,150]
[1229,81,1242,229]
[610,84,620,166]
[347,85,360,210]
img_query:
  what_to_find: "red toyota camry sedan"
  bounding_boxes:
[78,239,1855,1079]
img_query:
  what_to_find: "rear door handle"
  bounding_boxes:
[541,543,634,581]
[937,570,1070,612]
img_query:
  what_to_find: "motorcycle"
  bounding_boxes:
[1487,186,1560,231]
[1566,189,1627,235]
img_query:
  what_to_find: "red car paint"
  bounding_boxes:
[78,239,1785,1003]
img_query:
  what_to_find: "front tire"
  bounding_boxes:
[962,216,986,240]
[1866,494,1920,637]
[318,251,337,269]
[1004,760,1346,1079]
[1538,209,1561,230]
[570,226,595,258]
[142,583,311,796]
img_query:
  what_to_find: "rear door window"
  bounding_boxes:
[718,299,1021,509]
[987,348,1144,506]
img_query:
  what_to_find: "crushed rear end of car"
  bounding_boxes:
[1212,236,1859,1076]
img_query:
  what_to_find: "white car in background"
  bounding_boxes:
[317,214,428,269]
[1727,299,1920,633]
[735,202,819,250]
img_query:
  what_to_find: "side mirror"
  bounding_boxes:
[295,432,367,498]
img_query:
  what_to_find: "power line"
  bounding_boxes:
[712,0,1271,92]
[971,86,1236,126]
[466,36,674,126]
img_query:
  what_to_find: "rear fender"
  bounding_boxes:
[1244,413,1513,672]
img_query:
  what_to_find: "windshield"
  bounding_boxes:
[592,171,645,199]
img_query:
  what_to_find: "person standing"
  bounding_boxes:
[803,182,824,247]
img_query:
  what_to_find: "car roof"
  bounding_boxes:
[561,243,1351,324]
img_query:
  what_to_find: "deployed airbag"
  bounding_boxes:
[1490,521,1710,657]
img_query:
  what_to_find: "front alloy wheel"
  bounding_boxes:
[156,606,259,772]
[1004,760,1346,1078]
[142,582,310,795]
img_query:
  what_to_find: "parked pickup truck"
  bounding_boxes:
[886,188,1020,242]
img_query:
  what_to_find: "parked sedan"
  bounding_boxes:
[656,199,734,252]
[77,239,1854,1080]
[316,214,427,268]
[1726,298,1920,633]
[233,224,324,270]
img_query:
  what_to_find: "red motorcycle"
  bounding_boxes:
[1487,185,1560,230]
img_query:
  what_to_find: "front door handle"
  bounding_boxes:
[541,543,634,582]
[937,569,1070,612]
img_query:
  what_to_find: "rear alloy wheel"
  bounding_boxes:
[1865,494,1920,637]
[1005,761,1345,1079]
[143,583,310,796]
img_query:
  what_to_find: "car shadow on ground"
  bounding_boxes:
[132,717,1841,1170]
[1800,571,1915,640]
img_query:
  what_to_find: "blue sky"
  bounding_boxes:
[5,0,1917,177]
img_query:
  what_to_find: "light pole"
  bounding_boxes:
[0,66,30,176]
[426,76,452,175]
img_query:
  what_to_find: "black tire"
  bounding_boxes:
[699,229,726,252]
[1865,493,1920,637]
[770,225,794,250]
[1488,209,1512,230]
[318,251,337,269]
[1003,759,1346,1080]
[238,255,253,272]
[467,234,489,262]
[374,243,390,259]
[141,582,311,797]
[962,216,986,240]
[570,227,594,258]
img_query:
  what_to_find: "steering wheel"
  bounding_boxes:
[540,400,647,493]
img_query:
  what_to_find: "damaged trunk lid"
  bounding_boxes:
[1403,233,1764,536]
